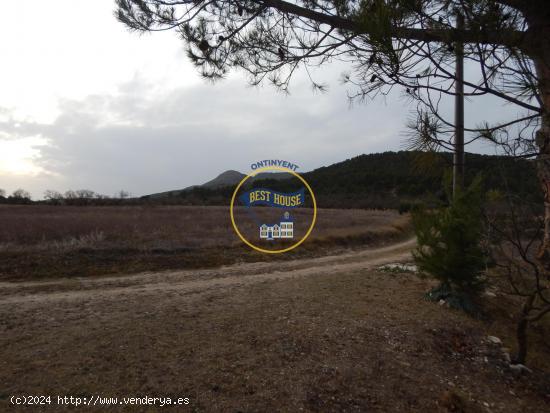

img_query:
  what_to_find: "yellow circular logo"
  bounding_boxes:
[230,166,317,254]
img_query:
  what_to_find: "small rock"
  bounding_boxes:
[509,364,532,374]
[483,291,497,298]
[438,299,446,306]
[439,390,467,412]
[487,335,502,345]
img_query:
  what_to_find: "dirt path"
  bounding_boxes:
[0,238,416,304]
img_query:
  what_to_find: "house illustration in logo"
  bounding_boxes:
[259,211,294,240]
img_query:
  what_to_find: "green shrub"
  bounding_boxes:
[412,176,486,311]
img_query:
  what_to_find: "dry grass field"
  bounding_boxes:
[0,205,410,280]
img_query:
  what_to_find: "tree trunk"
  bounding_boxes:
[524,4,550,268]
[535,55,550,272]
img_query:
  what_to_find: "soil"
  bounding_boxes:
[1,239,549,412]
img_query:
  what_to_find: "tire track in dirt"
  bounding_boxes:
[0,238,416,304]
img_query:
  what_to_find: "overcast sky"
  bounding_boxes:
[0,0,510,199]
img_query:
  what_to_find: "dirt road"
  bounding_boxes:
[0,238,415,304]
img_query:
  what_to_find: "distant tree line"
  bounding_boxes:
[0,188,33,204]
[0,188,133,206]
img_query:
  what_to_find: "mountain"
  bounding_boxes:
[199,170,245,189]
[142,151,541,208]
[147,170,291,199]
[146,170,243,199]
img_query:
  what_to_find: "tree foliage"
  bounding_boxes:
[412,175,486,308]
[116,0,547,157]
[11,189,31,200]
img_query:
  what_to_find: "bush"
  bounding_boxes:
[412,176,486,311]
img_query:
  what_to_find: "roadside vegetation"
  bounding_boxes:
[411,172,550,368]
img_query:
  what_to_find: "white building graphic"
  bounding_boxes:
[259,212,294,240]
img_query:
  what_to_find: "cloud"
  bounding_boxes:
[0,70,412,198]
[0,58,523,200]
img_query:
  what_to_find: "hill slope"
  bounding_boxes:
[201,170,245,189]
[143,151,541,208]
[148,170,291,199]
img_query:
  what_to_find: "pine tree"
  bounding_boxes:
[412,176,486,313]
